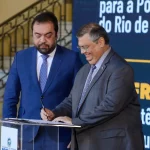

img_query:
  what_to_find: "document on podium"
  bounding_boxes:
[3,118,81,128]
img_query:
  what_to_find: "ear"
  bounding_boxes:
[98,37,105,48]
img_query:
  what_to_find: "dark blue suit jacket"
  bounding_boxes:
[3,45,82,146]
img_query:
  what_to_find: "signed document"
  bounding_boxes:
[3,118,81,128]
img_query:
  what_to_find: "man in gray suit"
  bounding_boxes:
[41,23,144,150]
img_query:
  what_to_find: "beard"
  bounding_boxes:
[35,43,56,55]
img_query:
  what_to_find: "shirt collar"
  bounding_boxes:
[95,46,111,69]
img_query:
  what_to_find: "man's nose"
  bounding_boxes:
[40,36,46,42]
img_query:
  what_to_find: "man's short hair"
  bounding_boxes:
[76,23,109,44]
[31,11,58,33]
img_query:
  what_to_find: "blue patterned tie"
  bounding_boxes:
[78,65,96,111]
[39,55,49,92]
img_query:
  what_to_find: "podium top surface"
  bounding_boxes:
[0,118,81,128]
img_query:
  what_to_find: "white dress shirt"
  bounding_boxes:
[37,47,56,80]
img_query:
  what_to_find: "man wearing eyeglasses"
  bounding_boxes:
[41,23,144,150]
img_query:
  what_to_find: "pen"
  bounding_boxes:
[40,96,45,108]
[40,96,49,120]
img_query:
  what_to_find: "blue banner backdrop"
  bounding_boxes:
[72,0,150,149]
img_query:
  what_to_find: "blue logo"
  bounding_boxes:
[7,138,11,147]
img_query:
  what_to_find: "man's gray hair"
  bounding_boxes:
[76,23,109,44]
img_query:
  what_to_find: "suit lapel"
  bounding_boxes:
[77,49,115,113]
[31,47,41,92]
[75,64,91,114]
[43,46,62,93]
[83,64,107,98]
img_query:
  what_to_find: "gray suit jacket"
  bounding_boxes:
[53,49,144,150]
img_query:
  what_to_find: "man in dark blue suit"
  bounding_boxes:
[2,11,82,150]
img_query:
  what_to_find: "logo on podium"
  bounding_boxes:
[7,138,11,147]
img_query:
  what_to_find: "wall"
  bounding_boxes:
[0,0,36,23]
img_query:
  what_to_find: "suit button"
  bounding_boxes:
[41,96,44,99]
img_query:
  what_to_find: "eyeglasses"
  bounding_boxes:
[77,45,90,51]
[77,37,100,52]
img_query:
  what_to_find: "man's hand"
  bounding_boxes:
[67,141,71,149]
[40,108,55,121]
[53,116,72,124]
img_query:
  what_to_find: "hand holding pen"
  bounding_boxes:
[40,96,55,121]
[40,108,55,121]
